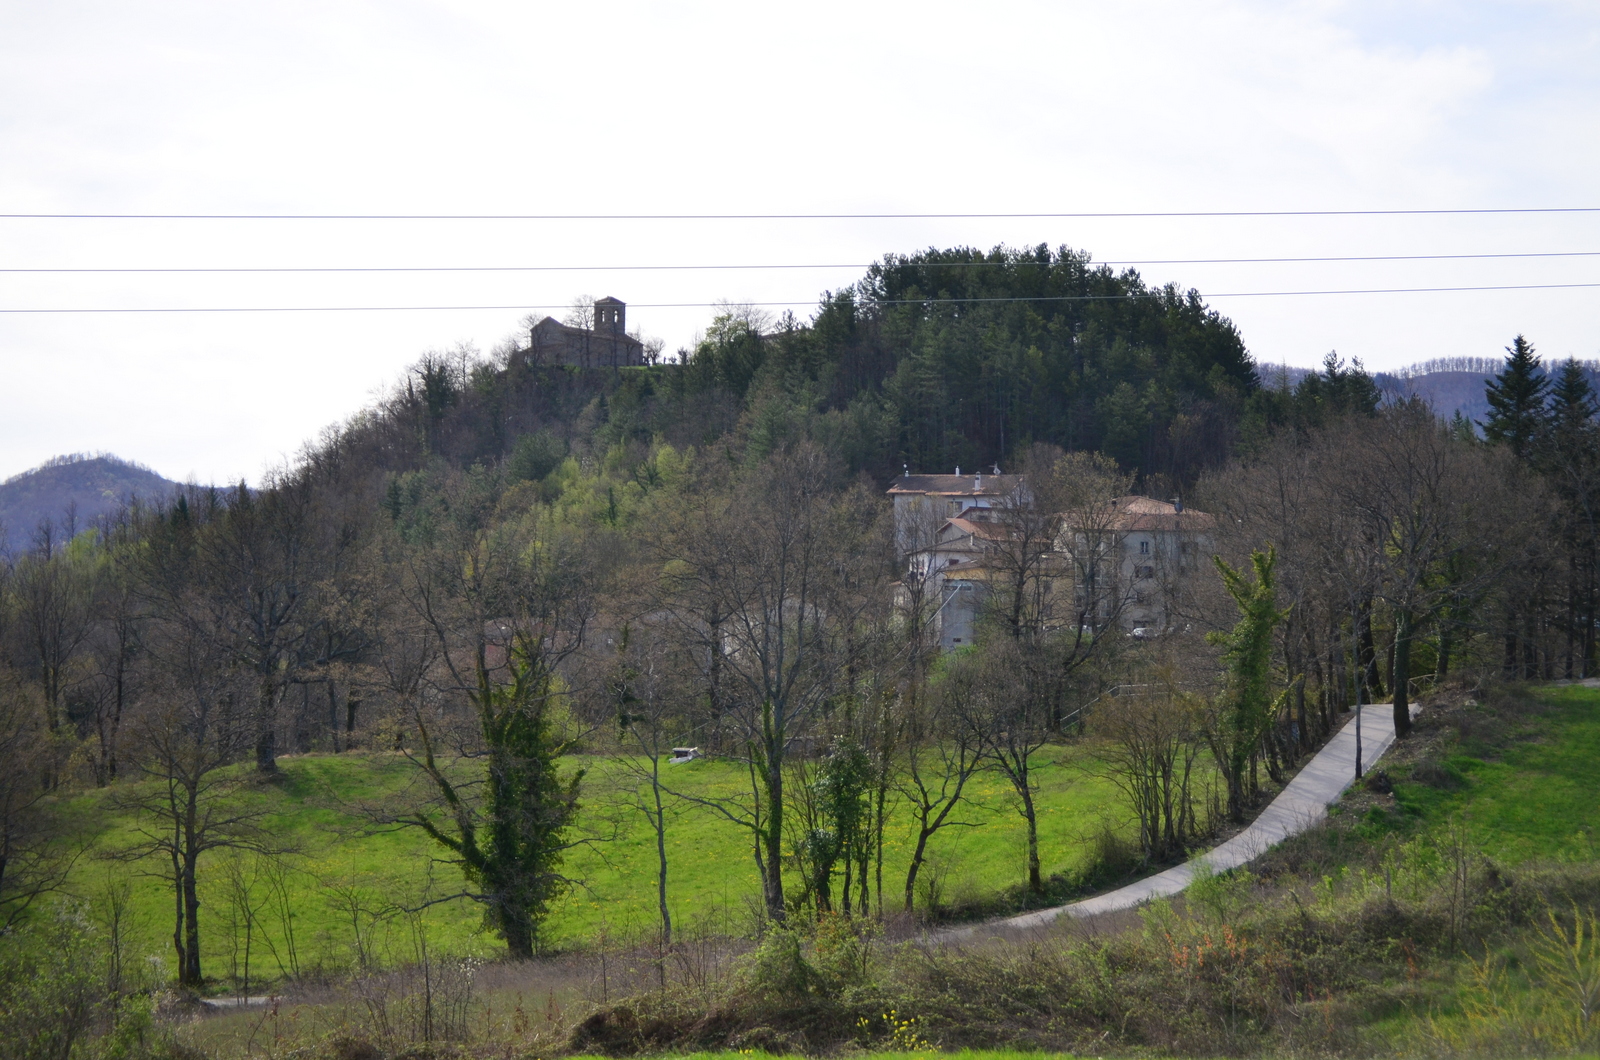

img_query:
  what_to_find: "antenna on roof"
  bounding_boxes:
[993,463,1001,474]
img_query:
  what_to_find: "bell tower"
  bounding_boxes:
[594,296,625,336]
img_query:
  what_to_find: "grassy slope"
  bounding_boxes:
[1383,682,1600,859]
[64,743,1132,978]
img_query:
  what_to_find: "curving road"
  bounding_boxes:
[947,702,1405,937]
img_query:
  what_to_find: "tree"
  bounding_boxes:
[117,634,268,987]
[1090,672,1204,864]
[1202,547,1290,821]
[9,533,96,736]
[808,734,872,915]
[607,624,687,947]
[1346,405,1541,735]
[898,662,984,912]
[83,537,142,784]
[386,468,595,958]
[951,639,1057,895]
[1483,334,1549,460]
[138,479,331,775]
[0,670,76,930]
[658,444,883,921]
[1539,359,1600,676]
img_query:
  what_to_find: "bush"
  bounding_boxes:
[0,902,167,1060]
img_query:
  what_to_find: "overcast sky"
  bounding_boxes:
[2,0,1597,485]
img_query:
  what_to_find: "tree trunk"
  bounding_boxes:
[327,682,341,753]
[1359,605,1384,698]
[1392,609,1414,739]
[652,762,671,946]
[904,825,931,913]
[1020,785,1042,895]
[255,679,278,774]
[181,846,203,986]
[758,724,786,921]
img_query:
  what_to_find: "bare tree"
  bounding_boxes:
[9,536,95,736]
[0,670,77,929]
[898,664,985,912]
[605,623,690,947]
[137,479,331,774]
[950,639,1058,896]
[657,444,884,920]
[1339,404,1545,735]
[116,634,270,987]
[1088,675,1205,864]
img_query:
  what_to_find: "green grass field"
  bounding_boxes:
[62,742,1137,982]
[1387,682,1600,859]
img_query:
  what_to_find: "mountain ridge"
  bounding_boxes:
[0,453,178,554]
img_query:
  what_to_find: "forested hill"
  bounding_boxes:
[0,454,177,554]
[322,244,1286,496]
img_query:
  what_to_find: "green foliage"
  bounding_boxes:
[0,902,163,1060]
[804,736,873,913]
[506,429,565,484]
[1245,350,1381,438]
[1204,547,1292,819]
[1483,333,1549,458]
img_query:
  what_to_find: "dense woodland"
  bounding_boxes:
[3,245,1600,1054]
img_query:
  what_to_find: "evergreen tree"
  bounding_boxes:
[1482,334,1548,459]
[1545,358,1599,453]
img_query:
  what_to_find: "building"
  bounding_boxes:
[1059,496,1215,633]
[886,468,1023,555]
[903,513,1011,650]
[522,296,647,368]
[891,474,1215,648]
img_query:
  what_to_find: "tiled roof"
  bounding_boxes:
[887,473,1021,497]
[1095,496,1216,531]
[944,517,1012,541]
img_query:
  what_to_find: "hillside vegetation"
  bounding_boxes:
[4,247,1600,1059]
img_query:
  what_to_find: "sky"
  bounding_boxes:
[1,0,1597,485]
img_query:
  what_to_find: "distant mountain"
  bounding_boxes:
[1264,356,1600,428]
[0,454,178,555]
[1376,357,1600,427]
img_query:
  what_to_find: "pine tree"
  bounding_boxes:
[1482,334,1548,459]
[1546,358,1599,451]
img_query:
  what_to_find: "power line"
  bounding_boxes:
[3,281,1598,313]
[2,207,1600,221]
[5,250,1600,274]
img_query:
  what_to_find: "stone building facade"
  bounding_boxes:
[522,296,646,368]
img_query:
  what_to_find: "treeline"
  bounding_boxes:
[309,245,1334,492]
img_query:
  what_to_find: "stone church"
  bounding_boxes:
[522,296,647,368]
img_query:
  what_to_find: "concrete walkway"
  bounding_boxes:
[955,702,1405,936]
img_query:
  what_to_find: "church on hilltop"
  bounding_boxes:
[521,296,647,368]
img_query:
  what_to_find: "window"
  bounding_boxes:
[1135,565,1155,580]
[1139,540,1150,555]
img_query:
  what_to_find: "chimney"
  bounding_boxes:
[1173,497,1183,513]
[954,465,960,476]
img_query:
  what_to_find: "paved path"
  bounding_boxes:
[949,702,1404,937]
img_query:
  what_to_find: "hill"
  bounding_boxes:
[1375,356,1600,426]
[0,453,178,554]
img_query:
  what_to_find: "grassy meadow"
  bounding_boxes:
[1385,681,1600,860]
[61,740,1141,983]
